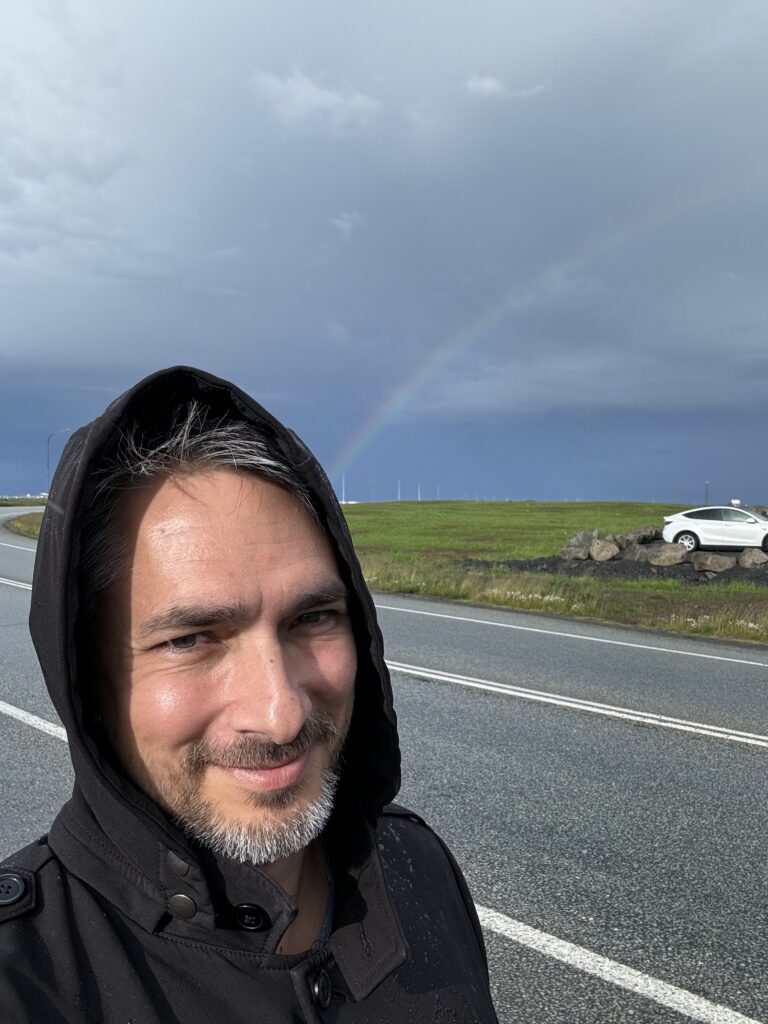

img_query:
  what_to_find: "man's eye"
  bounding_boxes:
[165,632,209,652]
[295,610,337,628]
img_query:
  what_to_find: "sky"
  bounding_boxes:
[1,0,767,503]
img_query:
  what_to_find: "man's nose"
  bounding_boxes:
[222,635,310,745]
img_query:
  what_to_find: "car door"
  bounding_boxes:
[683,508,724,547]
[721,507,761,547]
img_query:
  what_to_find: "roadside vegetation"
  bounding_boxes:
[343,501,768,645]
[5,512,43,539]
[7,500,768,644]
[0,497,46,506]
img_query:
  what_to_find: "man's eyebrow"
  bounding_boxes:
[285,582,349,618]
[137,583,349,641]
[138,603,249,641]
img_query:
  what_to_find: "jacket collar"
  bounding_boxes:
[49,786,408,993]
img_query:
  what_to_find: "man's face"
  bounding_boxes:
[101,468,357,864]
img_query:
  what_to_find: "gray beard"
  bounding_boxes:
[172,767,340,866]
[141,711,346,866]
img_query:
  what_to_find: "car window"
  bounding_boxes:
[722,509,752,522]
[685,509,721,521]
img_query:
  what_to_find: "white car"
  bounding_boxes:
[662,506,768,552]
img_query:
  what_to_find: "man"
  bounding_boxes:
[0,366,498,1022]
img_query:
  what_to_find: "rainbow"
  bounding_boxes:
[329,162,761,484]
[328,271,555,481]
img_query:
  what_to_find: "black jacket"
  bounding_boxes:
[0,367,498,1023]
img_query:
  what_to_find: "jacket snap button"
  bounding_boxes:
[169,893,197,920]
[0,873,25,905]
[311,969,332,1010]
[234,903,271,931]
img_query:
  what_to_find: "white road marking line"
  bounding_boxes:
[0,576,32,590]
[0,699,761,1020]
[0,700,66,741]
[387,660,768,749]
[376,603,768,668]
[476,906,763,1024]
[0,541,35,552]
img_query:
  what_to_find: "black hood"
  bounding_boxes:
[30,365,400,877]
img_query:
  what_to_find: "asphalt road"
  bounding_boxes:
[2,521,768,1022]
[0,507,38,585]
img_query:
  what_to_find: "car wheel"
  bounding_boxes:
[762,536,768,553]
[675,531,698,552]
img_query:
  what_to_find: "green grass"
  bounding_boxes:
[0,497,46,506]
[343,500,687,561]
[343,501,768,645]
[5,512,43,538]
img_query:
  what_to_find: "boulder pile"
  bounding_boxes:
[559,526,768,577]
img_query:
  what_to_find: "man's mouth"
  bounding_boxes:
[214,749,311,791]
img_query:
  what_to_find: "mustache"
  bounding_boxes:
[184,711,342,775]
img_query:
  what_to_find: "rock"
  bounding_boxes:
[577,529,599,543]
[691,552,738,573]
[738,547,768,569]
[602,532,629,551]
[623,525,662,545]
[647,542,688,566]
[589,538,620,562]
[559,529,597,560]
[559,543,590,561]
[622,542,650,563]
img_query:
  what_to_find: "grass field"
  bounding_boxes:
[342,501,768,645]
[343,500,686,561]
[0,497,46,506]
[5,513,43,539]
[7,501,768,644]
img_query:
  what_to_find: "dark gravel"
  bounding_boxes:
[461,554,768,586]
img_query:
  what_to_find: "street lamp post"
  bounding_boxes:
[47,428,73,494]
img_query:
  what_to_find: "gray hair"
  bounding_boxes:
[78,401,316,618]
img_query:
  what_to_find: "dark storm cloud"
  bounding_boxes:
[1,0,767,497]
